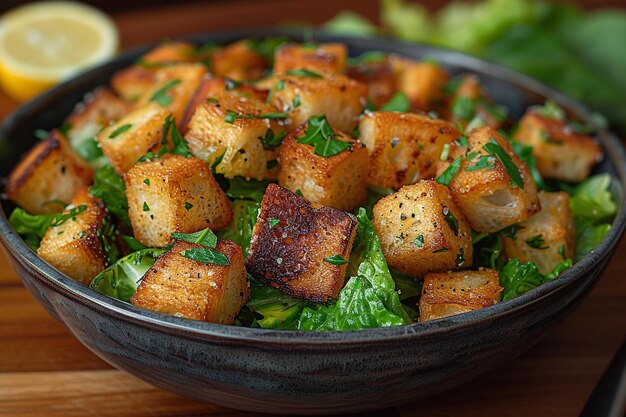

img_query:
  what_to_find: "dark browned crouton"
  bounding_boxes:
[245,184,357,303]
[131,240,249,323]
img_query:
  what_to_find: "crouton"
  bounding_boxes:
[130,240,249,323]
[125,154,232,248]
[502,191,575,274]
[65,87,129,143]
[140,41,197,65]
[274,43,347,75]
[437,126,540,233]
[134,63,207,125]
[443,75,507,131]
[513,112,602,182]
[180,76,268,134]
[347,57,396,107]
[358,111,460,189]
[210,39,268,81]
[419,268,502,322]
[37,190,108,284]
[390,56,449,111]
[258,72,368,133]
[111,66,157,102]
[185,90,286,180]
[277,124,368,212]
[6,130,93,214]
[245,184,357,303]
[97,102,171,174]
[372,180,473,277]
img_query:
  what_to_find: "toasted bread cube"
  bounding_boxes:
[419,269,502,322]
[372,180,473,278]
[390,56,449,111]
[358,111,460,189]
[513,112,602,182]
[180,76,268,134]
[274,43,347,75]
[130,240,249,323]
[245,184,357,303]
[438,126,540,233]
[258,73,367,132]
[347,58,396,107]
[6,130,93,214]
[125,154,232,248]
[210,39,268,81]
[134,63,207,124]
[185,90,285,180]
[443,75,507,131]
[37,190,108,284]
[277,126,368,212]
[140,41,197,64]
[502,191,575,274]
[111,66,157,102]
[97,102,171,174]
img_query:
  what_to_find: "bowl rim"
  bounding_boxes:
[1,28,625,345]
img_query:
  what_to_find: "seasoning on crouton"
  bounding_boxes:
[502,191,575,274]
[6,130,93,214]
[258,72,368,133]
[372,180,473,277]
[419,268,502,322]
[347,56,396,107]
[513,111,602,182]
[38,190,109,284]
[125,154,232,248]
[437,126,540,233]
[273,43,347,75]
[134,63,207,125]
[390,56,449,111]
[210,39,268,81]
[358,111,460,189]
[130,240,249,323]
[443,74,508,131]
[245,184,357,303]
[185,89,287,180]
[97,102,172,174]
[278,120,368,212]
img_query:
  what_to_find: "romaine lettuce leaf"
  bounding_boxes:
[244,275,309,329]
[8,208,57,250]
[569,173,617,222]
[217,200,259,258]
[500,258,571,301]
[89,165,131,228]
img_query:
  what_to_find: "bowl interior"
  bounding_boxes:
[1,29,626,344]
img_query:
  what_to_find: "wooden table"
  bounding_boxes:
[1,1,625,416]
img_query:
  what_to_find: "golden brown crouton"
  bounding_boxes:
[258,72,368,133]
[64,87,130,145]
[277,125,368,212]
[372,180,473,278]
[513,112,602,182]
[180,76,268,134]
[125,154,232,248]
[390,56,449,111]
[6,130,93,214]
[131,240,249,323]
[140,41,197,65]
[210,39,268,81]
[347,58,396,107]
[185,90,286,180]
[134,63,207,125]
[437,126,540,233]
[97,102,171,174]
[274,43,347,75]
[37,190,108,284]
[245,184,357,303]
[502,191,575,274]
[111,66,157,103]
[358,111,460,189]
[419,268,502,322]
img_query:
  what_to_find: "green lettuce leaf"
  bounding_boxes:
[574,219,612,262]
[226,177,272,203]
[568,173,617,222]
[500,258,571,301]
[323,11,379,37]
[89,165,131,228]
[217,200,259,258]
[8,208,57,250]
[243,275,309,329]
[90,248,166,302]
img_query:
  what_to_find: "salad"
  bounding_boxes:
[5,37,617,331]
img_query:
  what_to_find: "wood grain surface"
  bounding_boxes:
[1,1,625,416]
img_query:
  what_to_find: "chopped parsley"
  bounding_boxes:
[501,224,525,240]
[558,245,566,259]
[142,202,150,212]
[259,128,286,150]
[143,178,150,186]
[455,247,465,267]
[172,228,218,247]
[540,129,563,145]
[443,206,459,236]
[436,156,463,186]
[530,100,565,120]
[451,96,476,120]
[483,138,524,189]
[266,160,279,169]
[526,234,549,249]
[413,234,424,249]
[268,218,280,228]
[149,79,181,106]
[380,92,410,112]
[465,155,496,172]
[324,255,348,266]
[432,247,449,253]
[292,95,301,108]
[184,202,193,211]
[285,68,323,78]
[181,247,230,265]
[296,115,351,157]
[108,124,132,139]
[224,110,289,124]
[457,135,469,147]
[50,205,87,227]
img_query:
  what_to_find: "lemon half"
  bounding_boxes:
[0,1,118,102]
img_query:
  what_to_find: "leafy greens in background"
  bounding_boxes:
[323,0,626,133]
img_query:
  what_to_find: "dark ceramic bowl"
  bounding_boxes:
[1,30,625,415]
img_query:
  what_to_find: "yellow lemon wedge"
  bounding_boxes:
[0,1,118,102]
